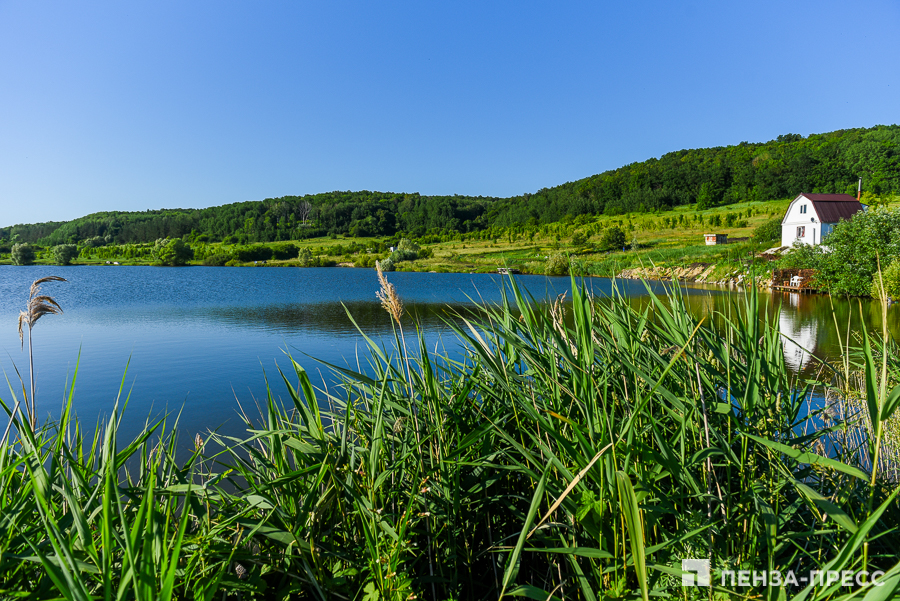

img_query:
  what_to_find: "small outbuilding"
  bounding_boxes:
[781,193,866,247]
[704,234,727,245]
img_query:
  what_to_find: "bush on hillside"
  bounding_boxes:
[545,253,569,276]
[234,245,273,262]
[202,253,231,267]
[390,249,418,263]
[397,238,420,253]
[298,248,313,266]
[377,257,396,272]
[11,243,36,265]
[753,217,783,244]
[598,226,626,251]
[52,244,78,265]
[152,238,193,266]
[271,243,300,260]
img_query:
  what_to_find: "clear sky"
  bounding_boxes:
[1,0,898,227]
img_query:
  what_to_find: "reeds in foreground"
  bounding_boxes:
[6,276,66,437]
[2,275,900,599]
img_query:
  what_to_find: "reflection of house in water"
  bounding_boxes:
[778,292,819,371]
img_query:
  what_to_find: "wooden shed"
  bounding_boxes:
[704,234,727,245]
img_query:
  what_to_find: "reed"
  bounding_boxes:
[2,275,900,599]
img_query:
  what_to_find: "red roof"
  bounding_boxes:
[797,193,864,223]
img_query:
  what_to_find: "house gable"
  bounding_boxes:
[780,193,864,247]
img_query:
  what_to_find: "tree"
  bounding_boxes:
[11,243,36,265]
[152,238,193,266]
[815,207,900,296]
[52,244,78,265]
[297,200,312,226]
[599,226,626,251]
[545,253,569,276]
[752,217,782,244]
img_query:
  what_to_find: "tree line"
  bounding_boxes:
[2,125,897,246]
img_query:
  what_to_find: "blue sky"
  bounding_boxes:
[1,0,898,227]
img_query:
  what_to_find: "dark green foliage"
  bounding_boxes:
[202,253,231,267]
[570,231,588,246]
[599,226,626,250]
[234,245,273,262]
[152,238,193,266]
[3,126,899,244]
[11,243,35,265]
[51,244,78,265]
[753,216,783,244]
[270,242,299,260]
[817,208,900,296]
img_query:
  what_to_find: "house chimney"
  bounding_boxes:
[858,177,862,201]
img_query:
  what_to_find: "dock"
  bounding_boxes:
[772,268,818,293]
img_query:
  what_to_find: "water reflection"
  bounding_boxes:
[778,293,820,371]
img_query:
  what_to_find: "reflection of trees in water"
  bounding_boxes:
[201,301,496,337]
[189,286,895,377]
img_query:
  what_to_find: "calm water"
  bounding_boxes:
[0,266,895,444]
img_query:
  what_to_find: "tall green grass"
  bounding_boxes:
[2,276,900,598]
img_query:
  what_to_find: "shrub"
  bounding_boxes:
[11,243,36,265]
[377,257,396,272]
[271,243,300,260]
[871,259,900,299]
[298,248,313,266]
[598,226,626,251]
[52,244,78,265]
[225,258,242,266]
[545,253,569,276]
[817,207,900,296]
[390,249,418,263]
[752,217,782,244]
[234,245,273,262]
[571,231,588,246]
[203,253,231,267]
[397,238,420,253]
[152,238,193,266]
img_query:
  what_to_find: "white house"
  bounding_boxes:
[781,193,865,247]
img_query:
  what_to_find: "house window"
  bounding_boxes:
[800,205,807,214]
[796,226,805,238]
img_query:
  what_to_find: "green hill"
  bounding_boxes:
[2,125,898,246]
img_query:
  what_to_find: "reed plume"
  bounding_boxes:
[375,261,403,325]
[15,276,66,431]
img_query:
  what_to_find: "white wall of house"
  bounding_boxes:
[781,196,821,246]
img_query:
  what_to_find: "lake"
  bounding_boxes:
[0,266,895,445]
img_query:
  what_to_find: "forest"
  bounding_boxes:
[2,125,897,247]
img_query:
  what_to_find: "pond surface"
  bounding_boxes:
[0,266,896,444]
